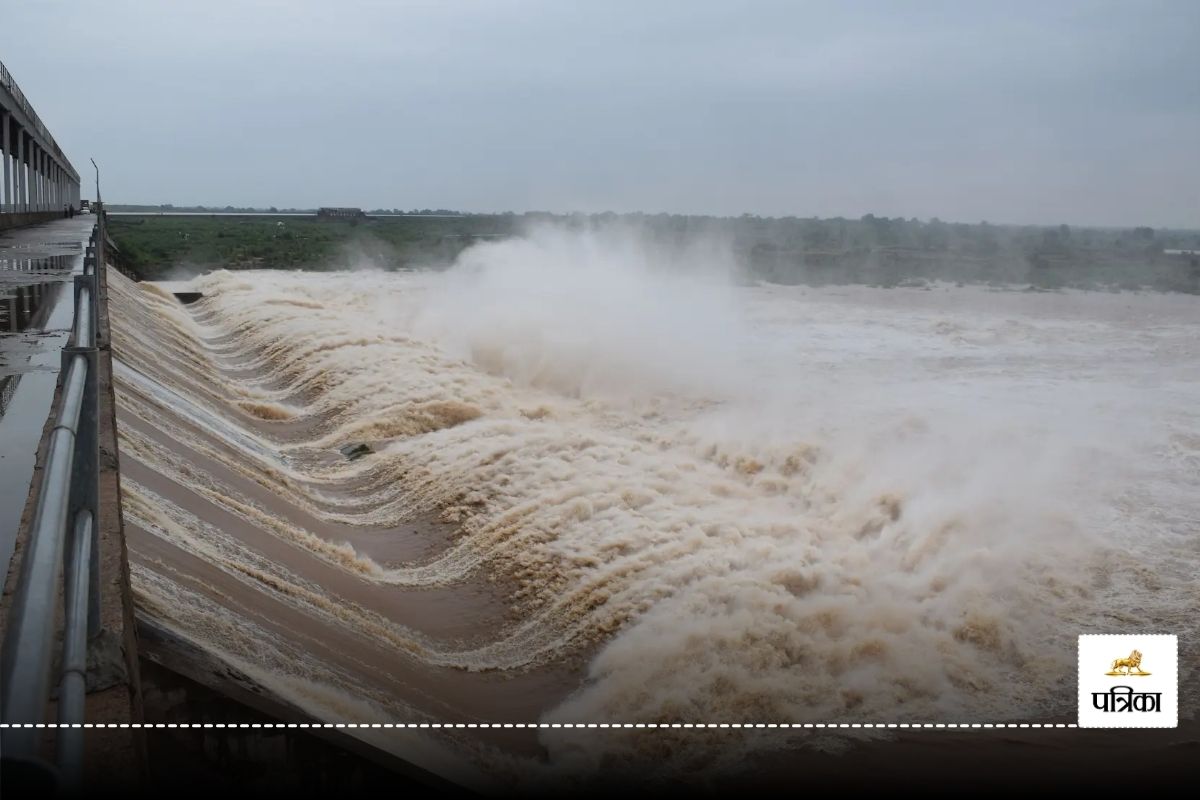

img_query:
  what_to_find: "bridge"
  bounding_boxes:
[1,60,81,229]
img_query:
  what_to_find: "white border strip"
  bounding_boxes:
[2,722,1077,729]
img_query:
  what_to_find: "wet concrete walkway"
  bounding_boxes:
[0,214,96,573]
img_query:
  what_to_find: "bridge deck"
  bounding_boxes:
[0,215,95,572]
[0,232,143,787]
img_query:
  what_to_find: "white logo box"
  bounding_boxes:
[1078,634,1177,728]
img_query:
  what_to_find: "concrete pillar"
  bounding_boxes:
[17,131,26,212]
[32,144,40,212]
[31,144,39,211]
[38,147,45,211]
[25,142,32,212]
[26,141,34,212]
[1,110,9,213]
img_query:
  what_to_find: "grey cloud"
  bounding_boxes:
[4,0,1197,225]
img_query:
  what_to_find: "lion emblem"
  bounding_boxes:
[1106,649,1150,676]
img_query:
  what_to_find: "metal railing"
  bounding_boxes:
[0,210,105,789]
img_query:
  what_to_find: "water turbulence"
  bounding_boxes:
[109,228,1200,783]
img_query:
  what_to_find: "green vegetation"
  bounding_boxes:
[108,214,519,277]
[108,211,1200,293]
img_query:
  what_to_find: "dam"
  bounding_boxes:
[104,244,1200,788]
[109,267,581,789]
[3,210,1200,791]
[2,55,1199,796]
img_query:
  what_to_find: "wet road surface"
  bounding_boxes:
[0,215,95,573]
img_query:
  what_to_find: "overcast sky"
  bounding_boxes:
[4,0,1198,226]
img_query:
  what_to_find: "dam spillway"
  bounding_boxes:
[106,241,1200,786]
[108,270,586,788]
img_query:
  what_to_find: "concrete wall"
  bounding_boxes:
[0,210,70,231]
[137,658,437,795]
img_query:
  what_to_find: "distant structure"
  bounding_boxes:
[1,59,82,224]
[317,207,365,220]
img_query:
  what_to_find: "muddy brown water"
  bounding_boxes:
[110,272,587,787]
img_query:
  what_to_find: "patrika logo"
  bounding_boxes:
[1078,634,1177,728]
[1105,649,1150,676]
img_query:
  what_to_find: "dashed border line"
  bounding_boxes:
[0,722,1078,729]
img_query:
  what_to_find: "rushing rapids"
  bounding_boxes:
[108,229,1199,784]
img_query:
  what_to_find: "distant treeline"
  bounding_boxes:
[106,204,465,215]
[107,214,514,278]
[108,210,1200,293]
[633,213,1200,293]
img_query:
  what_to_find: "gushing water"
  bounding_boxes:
[111,226,1200,779]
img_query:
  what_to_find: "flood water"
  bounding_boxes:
[110,228,1200,787]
